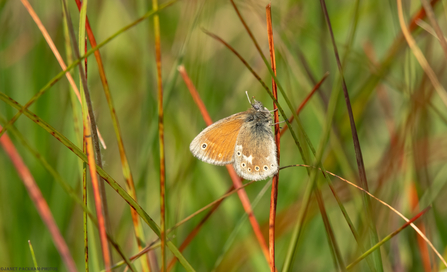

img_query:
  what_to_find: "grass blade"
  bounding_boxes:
[28,240,38,268]
[152,0,167,269]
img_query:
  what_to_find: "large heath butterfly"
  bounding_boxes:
[190,97,278,181]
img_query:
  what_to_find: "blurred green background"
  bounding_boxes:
[1,0,447,271]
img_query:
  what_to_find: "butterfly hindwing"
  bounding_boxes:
[233,121,278,181]
[190,112,246,165]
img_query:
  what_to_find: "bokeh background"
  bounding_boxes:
[1,0,447,271]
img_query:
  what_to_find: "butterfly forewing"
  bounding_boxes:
[190,112,246,165]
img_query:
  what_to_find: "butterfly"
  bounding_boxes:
[190,97,278,181]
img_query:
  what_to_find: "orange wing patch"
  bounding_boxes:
[190,112,246,165]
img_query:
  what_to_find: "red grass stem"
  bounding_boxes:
[265,4,279,272]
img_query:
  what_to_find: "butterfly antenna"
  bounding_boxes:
[245,91,252,104]
[271,120,286,126]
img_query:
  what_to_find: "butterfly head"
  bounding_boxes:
[245,99,272,126]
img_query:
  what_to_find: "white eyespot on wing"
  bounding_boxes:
[235,145,243,157]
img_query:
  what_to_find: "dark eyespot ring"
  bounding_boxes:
[201,143,207,149]
[255,166,260,171]
[263,165,268,170]
[237,151,241,156]
[248,168,251,172]
[241,163,246,168]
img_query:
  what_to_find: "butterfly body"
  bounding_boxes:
[190,100,278,181]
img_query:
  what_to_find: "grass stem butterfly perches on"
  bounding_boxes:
[190,95,278,181]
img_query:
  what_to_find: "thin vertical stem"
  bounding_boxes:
[152,0,166,270]
[266,4,279,272]
[78,4,91,270]
[83,115,111,271]
[83,144,89,272]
